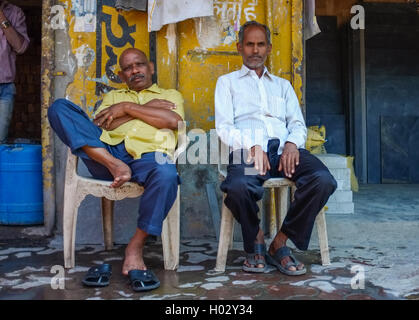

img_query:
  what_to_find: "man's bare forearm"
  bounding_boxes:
[103,115,134,131]
[125,102,182,130]
[0,10,25,53]
[2,27,24,52]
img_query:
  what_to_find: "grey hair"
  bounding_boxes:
[238,21,271,45]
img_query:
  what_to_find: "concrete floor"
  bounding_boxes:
[0,184,418,300]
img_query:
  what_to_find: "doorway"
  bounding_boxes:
[307,1,419,184]
[363,2,419,183]
[5,0,42,143]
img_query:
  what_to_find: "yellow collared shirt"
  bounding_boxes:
[95,84,185,159]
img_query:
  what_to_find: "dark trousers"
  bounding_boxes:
[47,98,179,236]
[220,139,337,253]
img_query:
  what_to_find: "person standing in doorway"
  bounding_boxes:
[0,1,30,143]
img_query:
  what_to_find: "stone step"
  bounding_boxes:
[315,154,348,169]
[336,178,351,191]
[328,168,351,180]
[325,201,355,214]
[328,190,353,203]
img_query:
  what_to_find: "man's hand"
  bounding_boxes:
[278,142,300,178]
[94,102,130,129]
[247,145,271,176]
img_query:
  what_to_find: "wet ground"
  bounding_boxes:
[0,184,418,300]
[0,239,397,300]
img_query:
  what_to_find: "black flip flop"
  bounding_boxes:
[128,269,160,292]
[82,264,112,287]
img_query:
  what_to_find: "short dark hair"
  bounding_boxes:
[238,21,271,45]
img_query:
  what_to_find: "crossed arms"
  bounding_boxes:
[93,86,185,133]
[94,99,183,131]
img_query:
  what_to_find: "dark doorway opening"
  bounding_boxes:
[306,15,347,156]
[307,2,419,184]
[363,2,419,184]
[6,0,42,143]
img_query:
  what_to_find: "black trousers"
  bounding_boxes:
[220,139,337,253]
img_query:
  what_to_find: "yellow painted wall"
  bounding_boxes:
[55,0,304,238]
[157,0,303,130]
[62,1,149,117]
[63,0,303,126]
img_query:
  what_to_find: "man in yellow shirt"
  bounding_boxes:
[48,48,184,291]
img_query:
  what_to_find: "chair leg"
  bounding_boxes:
[162,186,180,270]
[269,189,277,239]
[316,208,331,266]
[63,189,82,269]
[277,186,289,229]
[101,198,114,251]
[215,194,235,272]
[229,219,235,250]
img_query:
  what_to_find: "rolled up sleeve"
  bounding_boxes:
[11,7,30,54]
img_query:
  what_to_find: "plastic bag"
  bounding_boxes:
[306,125,327,154]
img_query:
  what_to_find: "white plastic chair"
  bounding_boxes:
[62,126,188,270]
[214,139,331,272]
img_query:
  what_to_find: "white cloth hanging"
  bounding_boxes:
[305,0,321,40]
[148,0,214,32]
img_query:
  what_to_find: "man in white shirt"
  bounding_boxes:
[215,21,337,276]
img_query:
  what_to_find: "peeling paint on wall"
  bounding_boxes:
[41,0,56,235]
[63,2,149,116]
[165,23,177,56]
[48,0,305,240]
[75,44,96,68]
[273,0,290,30]
[71,0,97,32]
[193,16,223,50]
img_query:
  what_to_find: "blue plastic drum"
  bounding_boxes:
[0,144,44,225]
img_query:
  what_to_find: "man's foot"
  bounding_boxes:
[122,243,146,276]
[243,253,266,270]
[267,231,305,275]
[122,228,148,276]
[108,159,131,188]
[268,245,305,273]
[243,228,266,272]
[81,146,132,188]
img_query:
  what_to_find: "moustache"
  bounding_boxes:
[129,74,145,82]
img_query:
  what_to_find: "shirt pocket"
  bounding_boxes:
[267,96,286,121]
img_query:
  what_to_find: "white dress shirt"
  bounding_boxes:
[215,65,307,154]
